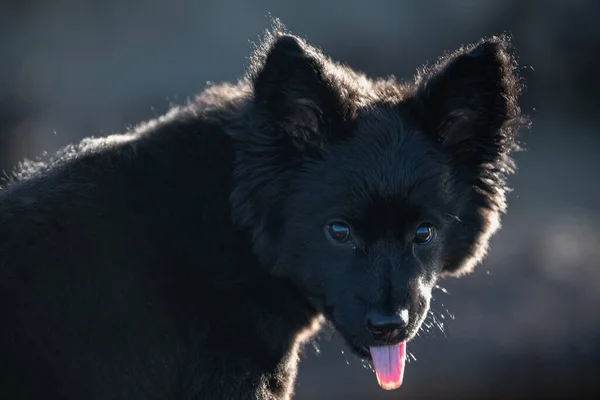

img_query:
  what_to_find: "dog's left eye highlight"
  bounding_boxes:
[326,222,352,243]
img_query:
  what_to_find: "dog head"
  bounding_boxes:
[232,25,528,388]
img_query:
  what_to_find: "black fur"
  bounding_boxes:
[0,22,528,400]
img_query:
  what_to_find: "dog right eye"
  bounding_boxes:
[326,222,352,243]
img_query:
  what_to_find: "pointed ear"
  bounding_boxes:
[251,34,341,142]
[415,35,525,166]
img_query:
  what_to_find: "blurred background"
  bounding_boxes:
[1,0,599,398]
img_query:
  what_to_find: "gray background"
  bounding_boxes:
[1,0,599,398]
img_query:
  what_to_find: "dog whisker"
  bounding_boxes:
[444,212,463,223]
[434,284,450,295]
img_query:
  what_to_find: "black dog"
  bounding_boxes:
[0,23,528,399]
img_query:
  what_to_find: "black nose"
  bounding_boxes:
[366,309,409,342]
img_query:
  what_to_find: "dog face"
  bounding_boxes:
[276,108,457,355]
[232,27,527,382]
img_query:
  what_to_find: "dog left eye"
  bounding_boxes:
[414,224,435,245]
[326,222,352,243]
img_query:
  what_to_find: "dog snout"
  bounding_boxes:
[365,308,409,342]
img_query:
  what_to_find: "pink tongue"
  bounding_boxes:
[369,342,406,390]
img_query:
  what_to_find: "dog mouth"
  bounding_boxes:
[320,303,414,391]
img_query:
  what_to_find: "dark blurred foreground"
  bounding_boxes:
[1,1,599,398]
